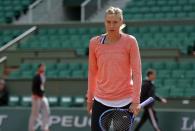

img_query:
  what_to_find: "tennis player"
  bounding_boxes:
[86,6,142,131]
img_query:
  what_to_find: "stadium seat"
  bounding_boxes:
[123,0,194,20]
[83,70,88,78]
[172,6,182,12]
[161,26,172,33]
[10,24,195,54]
[72,96,85,107]
[165,12,176,19]
[157,70,171,78]
[76,48,88,56]
[165,62,178,69]
[155,79,164,88]
[20,63,32,71]
[192,63,195,69]
[177,12,187,18]
[71,70,84,78]
[177,84,192,89]
[171,70,185,78]
[58,70,72,78]
[81,63,88,71]
[156,87,170,97]
[9,70,21,79]
[20,71,33,79]
[59,96,72,107]
[170,88,184,97]
[8,96,20,106]
[184,88,195,97]
[185,70,195,78]
[46,63,56,70]
[183,5,193,12]
[142,62,152,71]
[0,0,35,23]
[192,80,195,87]
[147,1,156,6]
[152,62,165,70]
[164,79,177,87]
[20,96,32,107]
[176,79,192,89]
[189,12,195,18]
[57,63,69,70]
[46,70,58,78]
[68,63,81,70]
[178,62,192,70]
[48,96,59,107]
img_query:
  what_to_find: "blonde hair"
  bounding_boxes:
[105,6,126,30]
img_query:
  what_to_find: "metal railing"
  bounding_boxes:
[0,56,7,64]
[0,26,37,76]
[0,26,37,52]
[81,0,107,22]
[28,0,51,23]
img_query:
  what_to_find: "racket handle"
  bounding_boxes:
[140,97,154,108]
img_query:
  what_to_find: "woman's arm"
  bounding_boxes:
[87,38,98,105]
[130,36,142,104]
[129,36,142,115]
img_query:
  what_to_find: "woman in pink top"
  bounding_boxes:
[87,6,142,131]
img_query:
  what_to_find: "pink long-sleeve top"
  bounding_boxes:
[87,33,142,104]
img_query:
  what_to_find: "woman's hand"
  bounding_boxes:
[129,103,141,116]
[87,101,93,114]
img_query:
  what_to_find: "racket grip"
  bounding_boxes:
[140,97,155,108]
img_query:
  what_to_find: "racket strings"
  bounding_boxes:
[100,110,133,131]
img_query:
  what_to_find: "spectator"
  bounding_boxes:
[28,64,50,131]
[187,41,195,55]
[0,79,9,106]
[192,41,195,55]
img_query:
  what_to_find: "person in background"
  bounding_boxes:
[28,63,50,131]
[192,40,195,55]
[0,78,9,106]
[187,40,195,55]
[134,69,167,131]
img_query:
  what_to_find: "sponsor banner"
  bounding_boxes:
[0,108,195,131]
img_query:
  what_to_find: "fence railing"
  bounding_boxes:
[28,0,51,23]
[0,56,7,64]
[81,0,109,22]
[0,26,37,52]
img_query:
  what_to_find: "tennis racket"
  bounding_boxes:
[99,97,154,131]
